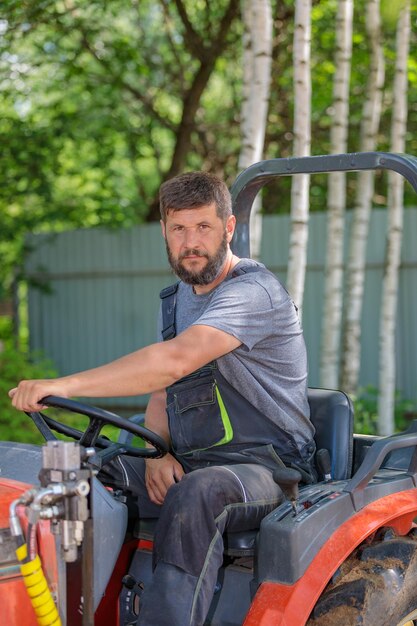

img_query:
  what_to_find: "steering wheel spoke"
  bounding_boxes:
[79,416,107,448]
[25,410,59,442]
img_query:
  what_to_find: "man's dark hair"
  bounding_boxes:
[159,171,232,223]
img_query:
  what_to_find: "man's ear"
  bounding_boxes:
[225,215,236,242]
[160,219,166,239]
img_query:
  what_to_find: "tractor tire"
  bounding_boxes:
[307,528,417,626]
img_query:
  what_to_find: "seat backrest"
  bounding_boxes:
[308,387,354,481]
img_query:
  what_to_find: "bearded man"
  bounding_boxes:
[9,171,316,626]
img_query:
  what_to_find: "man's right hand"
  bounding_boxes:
[145,453,184,505]
[9,378,71,412]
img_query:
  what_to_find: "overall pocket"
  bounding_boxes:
[167,376,233,455]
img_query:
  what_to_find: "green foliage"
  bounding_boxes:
[0,0,243,307]
[381,0,408,27]
[0,343,143,446]
[1,0,417,314]
[0,344,57,443]
[353,385,417,435]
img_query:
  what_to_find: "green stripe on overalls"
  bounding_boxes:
[214,386,233,446]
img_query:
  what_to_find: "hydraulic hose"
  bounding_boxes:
[9,476,80,626]
[15,542,62,626]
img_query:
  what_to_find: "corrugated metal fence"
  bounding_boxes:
[25,209,417,411]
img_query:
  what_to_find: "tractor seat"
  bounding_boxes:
[134,517,258,558]
[132,388,354,556]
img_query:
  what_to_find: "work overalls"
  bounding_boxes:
[134,265,316,626]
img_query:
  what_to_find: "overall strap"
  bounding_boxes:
[159,282,179,341]
[228,264,269,279]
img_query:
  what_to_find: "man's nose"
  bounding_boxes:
[183,228,200,248]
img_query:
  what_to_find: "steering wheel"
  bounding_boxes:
[26,395,168,466]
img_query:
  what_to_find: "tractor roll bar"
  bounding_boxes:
[230,151,417,258]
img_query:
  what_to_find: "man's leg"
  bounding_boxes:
[137,463,283,626]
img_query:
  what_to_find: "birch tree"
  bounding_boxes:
[237,0,273,259]
[287,0,312,316]
[340,0,385,396]
[377,0,411,435]
[320,0,353,389]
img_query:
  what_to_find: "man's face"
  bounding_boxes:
[161,203,235,286]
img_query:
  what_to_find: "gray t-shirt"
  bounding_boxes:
[158,259,314,450]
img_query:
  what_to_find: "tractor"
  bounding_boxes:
[2,151,417,626]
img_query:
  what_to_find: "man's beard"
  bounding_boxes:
[166,233,228,286]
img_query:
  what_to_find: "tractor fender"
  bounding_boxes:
[243,488,417,626]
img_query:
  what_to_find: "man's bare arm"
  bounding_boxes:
[144,389,170,445]
[9,324,241,412]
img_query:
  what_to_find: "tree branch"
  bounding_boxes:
[172,0,204,59]
[78,31,176,132]
[146,0,240,219]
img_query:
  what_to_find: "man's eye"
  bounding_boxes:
[199,224,210,230]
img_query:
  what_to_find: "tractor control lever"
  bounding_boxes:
[316,448,332,482]
[273,467,302,516]
[122,574,144,596]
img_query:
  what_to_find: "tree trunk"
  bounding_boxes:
[377,0,410,435]
[320,0,353,389]
[237,0,272,260]
[340,0,385,396]
[147,0,240,220]
[287,0,311,317]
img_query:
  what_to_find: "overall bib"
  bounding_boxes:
[160,264,316,475]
